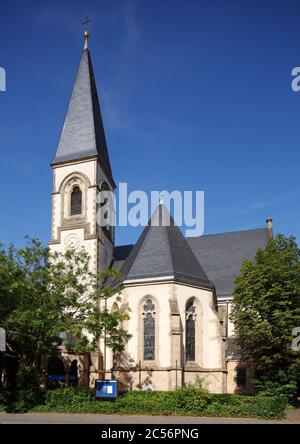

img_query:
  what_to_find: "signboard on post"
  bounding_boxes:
[95,380,118,399]
[0,328,5,352]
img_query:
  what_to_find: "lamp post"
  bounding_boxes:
[103,296,107,380]
[0,328,6,388]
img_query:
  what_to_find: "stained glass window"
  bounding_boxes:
[186,300,196,362]
[71,186,82,215]
[144,299,155,312]
[143,299,155,361]
[186,302,195,314]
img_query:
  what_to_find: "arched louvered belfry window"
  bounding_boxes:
[71,186,82,216]
[99,181,112,239]
[186,299,196,362]
[143,299,156,361]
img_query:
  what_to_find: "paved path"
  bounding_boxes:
[0,412,299,424]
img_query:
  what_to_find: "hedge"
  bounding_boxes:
[31,385,288,419]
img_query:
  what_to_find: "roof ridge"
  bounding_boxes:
[119,223,151,278]
[187,227,268,239]
[165,206,176,274]
[87,49,98,169]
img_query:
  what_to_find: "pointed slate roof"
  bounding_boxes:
[51,41,115,187]
[113,226,270,298]
[119,204,214,289]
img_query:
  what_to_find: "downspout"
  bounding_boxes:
[224,300,229,393]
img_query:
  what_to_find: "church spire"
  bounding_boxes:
[51,31,115,188]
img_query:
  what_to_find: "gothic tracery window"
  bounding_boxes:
[186,300,196,362]
[70,185,82,216]
[143,298,155,361]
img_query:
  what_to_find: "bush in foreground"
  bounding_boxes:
[0,364,42,413]
[32,385,288,419]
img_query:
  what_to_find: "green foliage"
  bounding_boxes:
[44,386,95,410]
[205,393,287,419]
[1,364,42,413]
[254,379,298,404]
[0,388,5,411]
[230,234,300,396]
[172,382,211,415]
[34,386,288,419]
[0,237,130,371]
[0,238,130,412]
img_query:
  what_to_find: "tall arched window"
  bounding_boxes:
[143,299,155,361]
[71,186,82,215]
[186,300,196,362]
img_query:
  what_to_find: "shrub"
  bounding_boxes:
[1,364,42,413]
[172,383,211,415]
[45,386,95,410]
[118,391,176,415]
[34,385,288,419]
[0,388,5,411]
[43,388,175,415]
[254,379,298,404]
[205,394,288,419]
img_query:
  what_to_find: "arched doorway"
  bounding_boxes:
[47,356,65,389]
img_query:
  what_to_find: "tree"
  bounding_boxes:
[230,234,300,394]
[0,237,130,375]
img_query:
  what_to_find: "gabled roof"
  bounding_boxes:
[113,227,270,298]
[51,44,115,187]
[186,228,269,298]
[118,204,214,289]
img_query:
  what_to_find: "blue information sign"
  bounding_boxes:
[48,375,65,382]
[95,380,118,399]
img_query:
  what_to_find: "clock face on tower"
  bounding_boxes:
[64,233,80,250]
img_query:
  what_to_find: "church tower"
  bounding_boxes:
[49,31,115,278]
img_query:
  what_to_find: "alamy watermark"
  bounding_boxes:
[292,327,300,352]
[96,184,205,237]
[291,67,300,92]
[0,67,6,92]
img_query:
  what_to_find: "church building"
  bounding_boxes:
[49,32,273,394]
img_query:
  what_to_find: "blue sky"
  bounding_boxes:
[0,0,300,248]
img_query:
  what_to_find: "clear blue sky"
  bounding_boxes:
[0,0,299,248]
